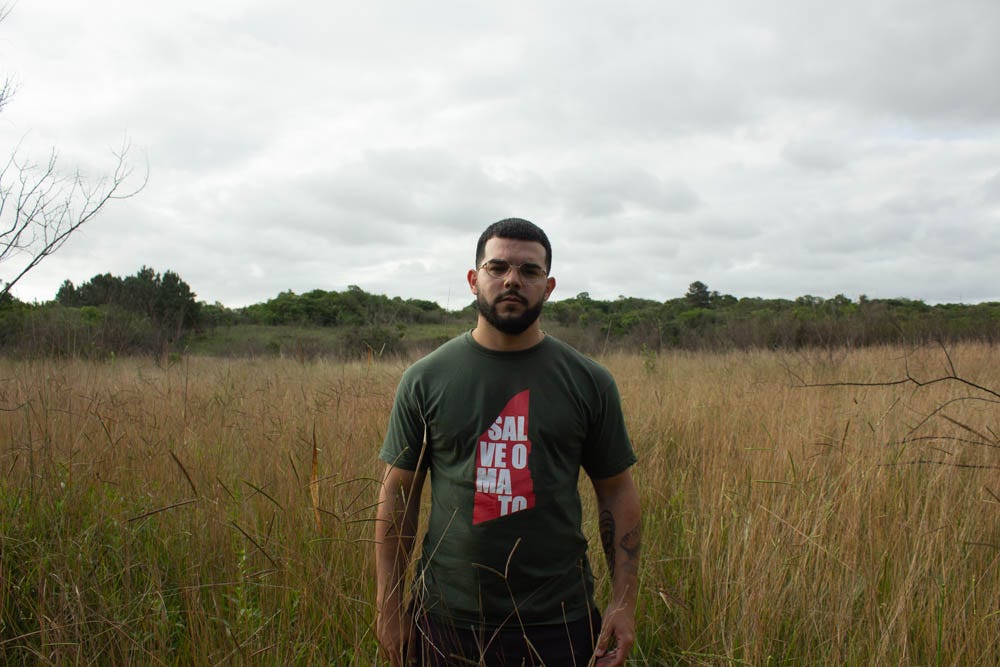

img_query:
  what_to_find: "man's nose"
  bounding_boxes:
[503,268,523,289]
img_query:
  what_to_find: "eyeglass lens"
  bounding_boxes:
[484,260,546,280]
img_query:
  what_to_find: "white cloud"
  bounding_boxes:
[1,0,998,307]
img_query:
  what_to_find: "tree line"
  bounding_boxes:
[0,269,463,358]
[545,281,1000,353]
[0,267,199,357]
[2,272,998,359]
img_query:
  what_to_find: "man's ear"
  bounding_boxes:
[467,269,479,295]
[543,276,556,301]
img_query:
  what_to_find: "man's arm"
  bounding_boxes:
[591,468,641,667]
[375,463,426,666]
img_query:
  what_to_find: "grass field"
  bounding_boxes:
[1,343,998,664]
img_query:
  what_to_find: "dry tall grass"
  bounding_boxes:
[1,343,998,664]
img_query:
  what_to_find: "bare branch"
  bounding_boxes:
[2,6,146,297]
[0,77,12,114]
[795,372,1000,401]
[0,138,146,298]
[795,344,1000,471]
[938,338,958,378]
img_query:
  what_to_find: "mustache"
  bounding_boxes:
[496,290,527,304]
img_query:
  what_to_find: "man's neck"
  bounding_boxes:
[471,318,545,352]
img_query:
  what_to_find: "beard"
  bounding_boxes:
[476,290,544,335]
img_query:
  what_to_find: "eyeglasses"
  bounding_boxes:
[478,259,548,282]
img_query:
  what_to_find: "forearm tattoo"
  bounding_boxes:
[599,509,616,578]
[599,509,641,581]
[620,522,641,577]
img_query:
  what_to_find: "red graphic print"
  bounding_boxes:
[472,390,535,524]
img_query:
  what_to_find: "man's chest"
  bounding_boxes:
[420,374,593,505]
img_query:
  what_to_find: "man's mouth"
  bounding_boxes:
[498,293,526,304]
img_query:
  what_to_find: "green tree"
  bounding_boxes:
[123,266,160,317]
[685,281,712,309]
[155,270,199,340]
[74,273,126,307]
[56,267,199,346]
[55,280,81,306]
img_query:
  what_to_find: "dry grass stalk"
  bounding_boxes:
[311,424,321,531]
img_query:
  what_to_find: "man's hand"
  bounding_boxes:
[594,602,636,666]
[376,607,415,667]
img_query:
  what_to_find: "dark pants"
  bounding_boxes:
[408,608,602,667]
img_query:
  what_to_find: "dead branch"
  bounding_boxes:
[795,343,1000,470]
[0,138,147,298]
[796,372,1000,401]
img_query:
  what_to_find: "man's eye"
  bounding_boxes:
[521,265,545,277]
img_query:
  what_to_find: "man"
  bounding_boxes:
[376,218,641,666]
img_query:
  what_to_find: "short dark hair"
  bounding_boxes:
[475,218,552,272]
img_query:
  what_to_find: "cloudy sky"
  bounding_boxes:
[2,0,999,309]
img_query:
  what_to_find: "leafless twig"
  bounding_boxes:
[1,139,147,298]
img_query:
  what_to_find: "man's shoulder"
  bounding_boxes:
[543,334,596,362]
[401,332,474,378]
[543,335,616,381]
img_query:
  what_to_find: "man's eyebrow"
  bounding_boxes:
[486,258,543,266]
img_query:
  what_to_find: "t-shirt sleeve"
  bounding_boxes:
[379,371,428,471]
[581,375,637,479]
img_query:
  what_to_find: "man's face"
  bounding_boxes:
[468,237,555,335]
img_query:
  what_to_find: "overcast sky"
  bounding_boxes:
[2,0,999,309]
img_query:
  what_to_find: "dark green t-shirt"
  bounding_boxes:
[380,332,636,626]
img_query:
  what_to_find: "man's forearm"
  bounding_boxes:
[596,475,642,609]
[375,514,413,618]
[592,470,641,665]
[374,465,424,666]
[375,466,424,616]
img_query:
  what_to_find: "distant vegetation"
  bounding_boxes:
[2,271,999,359]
